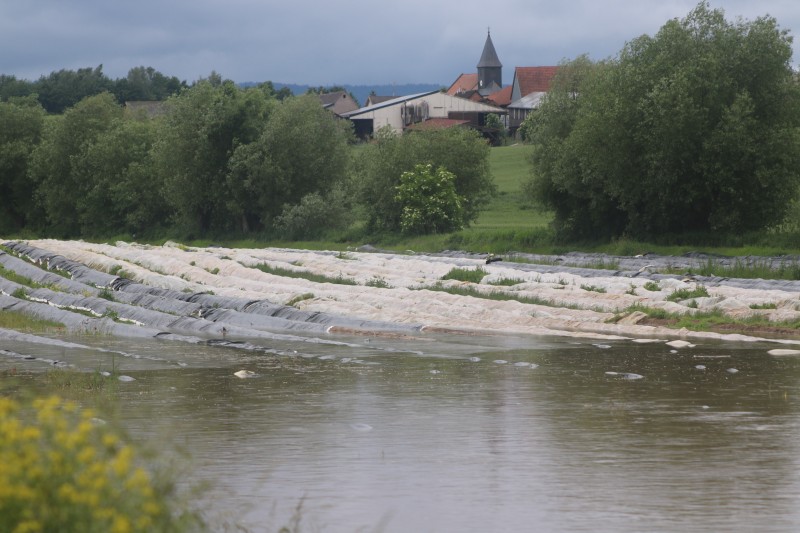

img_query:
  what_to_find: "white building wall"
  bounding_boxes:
[349,92,503,135]
[369,106,404,132]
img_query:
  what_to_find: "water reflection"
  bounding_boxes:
[10,334,800,532]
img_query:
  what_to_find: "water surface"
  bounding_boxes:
[7,333,800,532]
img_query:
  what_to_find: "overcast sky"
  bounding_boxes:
[1,1,797,86]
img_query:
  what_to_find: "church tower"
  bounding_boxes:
[477,29,502,96]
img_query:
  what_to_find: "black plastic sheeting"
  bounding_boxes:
[3,241,116,290]
[0,247,100,294]
[1,242,426,360]
[3,241,426,335]
[4,280,389,350]
[429,249,800,292]
[0,294,157,337]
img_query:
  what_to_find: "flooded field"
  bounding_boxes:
[3,241,800,531]
[6,333,800,532]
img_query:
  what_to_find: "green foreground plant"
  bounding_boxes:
[0,395,204,533]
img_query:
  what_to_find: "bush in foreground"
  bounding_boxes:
[0,395,202,533]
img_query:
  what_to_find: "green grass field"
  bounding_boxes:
[472,145,551,231]
[364,144,556,254]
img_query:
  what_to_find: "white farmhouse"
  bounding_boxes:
[342,90,505,139]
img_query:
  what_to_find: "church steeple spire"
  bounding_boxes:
[477,29,502,95]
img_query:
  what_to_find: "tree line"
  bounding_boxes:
[6,2,797,246]
[0,65,185,114]
[520,2,800,241]
[0,74,494,240]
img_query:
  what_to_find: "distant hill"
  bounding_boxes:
[239,82,444,107]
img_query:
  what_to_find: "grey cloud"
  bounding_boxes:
[1,0,797,84]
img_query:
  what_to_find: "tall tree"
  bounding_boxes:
[226,94,352,232]
[35,65,112,114]
[113,66,185,102]
[0,96,45,232]
[524,2,800,240]
[153,80,272,234]
[0,75,35,101]
[72,116,166,236]
[28,93,123,236]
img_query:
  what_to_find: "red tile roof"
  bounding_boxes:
[515,66,559,95]
[447,73,479,95]
[486,85,512,107]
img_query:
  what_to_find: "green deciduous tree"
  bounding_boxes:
[0,75,36,101]
[273,185,357,240]
[395,164,465,234]
[153,79,272,234]
[28,92,123,236]
[0,96,45,232]
[525,2,800,240]
[226,94,353,233]
[72,117,166,236]
[112,66,185,103]
[36,65,113,114]
[356,127,494,233]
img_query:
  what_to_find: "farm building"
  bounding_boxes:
[341,90,505,140]
[318,91,359,116]
[447,31,559,137]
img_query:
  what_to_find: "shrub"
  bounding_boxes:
[356,127,494,233]
[0,395,202,532]
[273,187,356,240]
[750,302,778,310]
[395,164,465,235]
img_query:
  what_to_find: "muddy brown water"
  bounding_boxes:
[5,331,800,532]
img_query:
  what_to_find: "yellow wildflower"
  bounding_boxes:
[111,515,131,533]
[12,520,42,533]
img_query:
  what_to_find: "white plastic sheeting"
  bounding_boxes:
[4,239,800,345]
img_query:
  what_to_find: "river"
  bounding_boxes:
[7,331,800,532]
